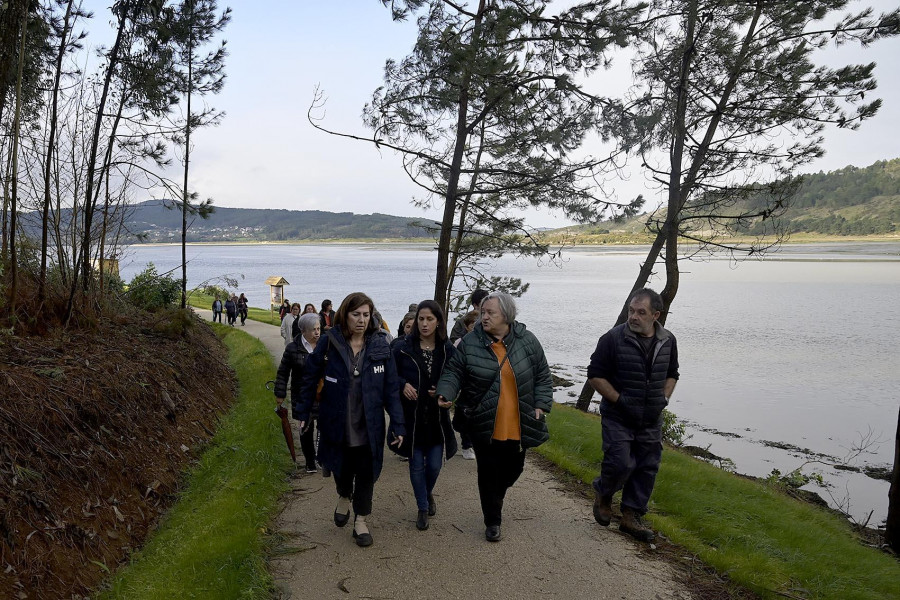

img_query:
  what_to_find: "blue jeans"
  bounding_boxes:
[409,443,444,511]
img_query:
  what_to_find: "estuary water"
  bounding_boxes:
[119,241,900,524]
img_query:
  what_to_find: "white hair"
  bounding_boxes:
[481,291,517,323]
[298,313,320,333]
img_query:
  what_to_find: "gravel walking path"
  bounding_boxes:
[196,309,693,600]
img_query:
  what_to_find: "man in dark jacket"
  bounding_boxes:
[449,288,488,343]
[587,288,679,542]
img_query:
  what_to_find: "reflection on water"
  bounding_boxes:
[119,241,900,524]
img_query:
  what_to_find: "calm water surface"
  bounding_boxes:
[119,242,900,523]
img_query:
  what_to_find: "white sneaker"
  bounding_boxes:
[461,448,475,460]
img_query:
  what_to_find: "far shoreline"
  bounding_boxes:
[125,234,900,248]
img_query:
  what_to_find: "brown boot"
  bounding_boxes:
[592,492,613,526]
[620,507,655,542]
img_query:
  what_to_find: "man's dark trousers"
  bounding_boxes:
[593,416,662,514]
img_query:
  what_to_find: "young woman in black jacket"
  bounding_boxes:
[391,300,457,531]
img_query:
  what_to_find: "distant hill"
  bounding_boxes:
[21,200,433,243]
[546,158,900,241]
[740,158,900,236]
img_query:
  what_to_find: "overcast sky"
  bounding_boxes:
[85,0,900,228]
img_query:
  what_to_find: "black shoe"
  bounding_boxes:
[427,494,436,516]
[353,519,373,547]
[334,505,350,527]
[416,510,429,531]
[485,525,501,542]
[305,464,317,474]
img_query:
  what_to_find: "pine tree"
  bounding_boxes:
[165,0,230,309]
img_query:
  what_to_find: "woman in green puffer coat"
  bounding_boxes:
[435,291,552,542]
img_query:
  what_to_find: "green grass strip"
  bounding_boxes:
[536,404,899,600]
[98,325,291,600]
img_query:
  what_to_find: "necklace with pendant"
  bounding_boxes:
[351,350,361,377]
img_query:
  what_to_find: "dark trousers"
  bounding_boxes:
[239,309,247,324]
[594,417,662,515]
[459,430,473,450]
[299,419,316,467]
[472,439,526,527]
[212,310,222,323]
[335,444,375,517]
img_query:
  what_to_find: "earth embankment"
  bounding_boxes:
[0,310,233,599]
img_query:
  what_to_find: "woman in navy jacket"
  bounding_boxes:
[391,300,457,531]
[297,292,405,547]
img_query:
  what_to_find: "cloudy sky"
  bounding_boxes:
[85,0,900,227]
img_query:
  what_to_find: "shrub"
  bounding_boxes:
[126,263,183,311]
[662,408,687,446]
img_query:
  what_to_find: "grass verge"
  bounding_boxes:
[536,404,898,600]
[97,324,292,599]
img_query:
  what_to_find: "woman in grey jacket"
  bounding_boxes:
[436,292,552,542]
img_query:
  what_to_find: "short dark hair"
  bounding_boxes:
[471,289,489,308]
[335,292,378,339]
[629,287,664,313]
[411,299,447,343]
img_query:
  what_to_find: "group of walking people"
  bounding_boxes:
[211,293,248,326]
[272,286,679,548]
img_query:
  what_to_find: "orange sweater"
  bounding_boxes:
[491,340,520,441]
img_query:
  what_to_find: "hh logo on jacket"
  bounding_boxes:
[373,365,385,374]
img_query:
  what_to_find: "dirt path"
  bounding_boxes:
[196,310,693,600]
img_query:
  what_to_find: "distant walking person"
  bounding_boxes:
[211,296,223,323]
[587,287,679,543]
[281,303,301,347]
[298,292,405,547]
[279,299,291,321]
[238,293,249,326]
[319,299,335,332]
[224,295,237,326]
[303,303,317,315]
[436,292,552,542]
[274,312,322,473]
[391,300,457,531]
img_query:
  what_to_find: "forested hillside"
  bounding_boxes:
[21,200,432,243]
[549,158,900,240]
[739,158,900,235]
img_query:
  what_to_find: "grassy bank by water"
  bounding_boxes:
[537,405,898,600]
[97,325,291,599]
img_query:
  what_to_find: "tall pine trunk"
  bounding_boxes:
[40,0,75,303]
[7,6,28,315]
[181,14,194,310]
[886,407,900,551]
[433,0,486,311]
